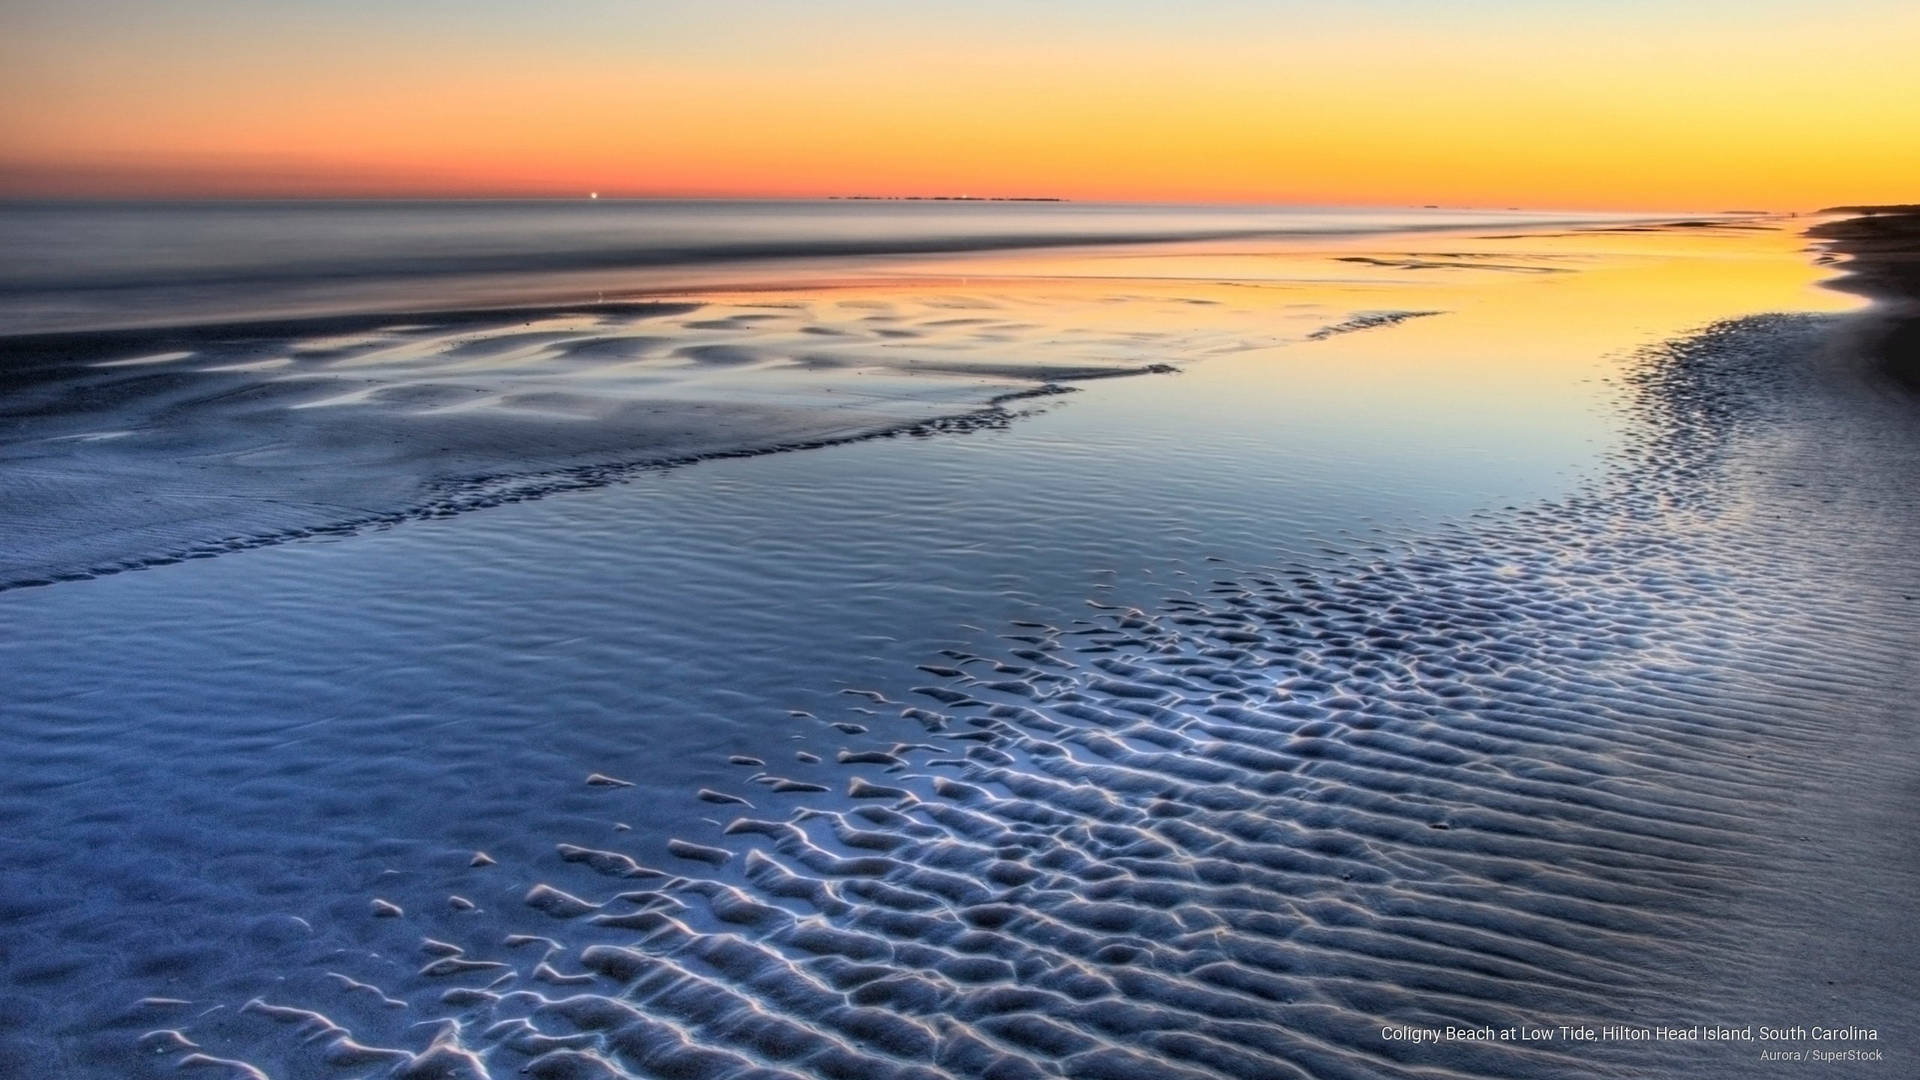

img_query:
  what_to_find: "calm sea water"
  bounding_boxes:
[0,200,1654,333]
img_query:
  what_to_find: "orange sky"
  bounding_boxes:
[2,1,1916,208]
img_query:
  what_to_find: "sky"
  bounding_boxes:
[1,0,1915,209]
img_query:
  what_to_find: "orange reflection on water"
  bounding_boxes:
[657,218,1854,494]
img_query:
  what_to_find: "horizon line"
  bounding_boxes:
[0,192,1800,215]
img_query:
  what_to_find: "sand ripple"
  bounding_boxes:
[150,314,1920,1078]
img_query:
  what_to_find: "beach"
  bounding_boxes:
[1812,206,1920,390]
[1,203,1915,1079]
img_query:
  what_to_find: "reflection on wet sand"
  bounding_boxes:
[3,216,1912,1080]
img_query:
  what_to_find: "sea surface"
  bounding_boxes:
[0,200,1656,334]
[2,202,1913,1080]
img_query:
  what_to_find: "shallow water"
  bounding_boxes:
[3,212,1909,1079]
[0,212,1805,589]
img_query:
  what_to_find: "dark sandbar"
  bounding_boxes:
[1812,205,1920,391]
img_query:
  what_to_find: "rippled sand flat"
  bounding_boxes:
[1,216,1911,1079]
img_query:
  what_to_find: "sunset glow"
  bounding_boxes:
[4,0,1916,208]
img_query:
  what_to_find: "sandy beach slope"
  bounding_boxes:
[1813,205,1920,391]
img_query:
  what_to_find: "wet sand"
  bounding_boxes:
[2,213,1915,1079]
[0,299,1187,590]
[1812,205,1920,390]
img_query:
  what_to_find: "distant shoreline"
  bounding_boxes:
[826,195,1067,202]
